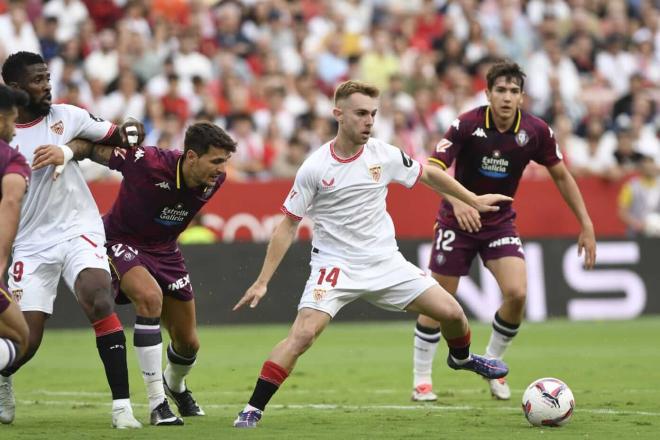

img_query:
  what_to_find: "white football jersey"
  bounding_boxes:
[282,138,422,263]
[10,104,116,255]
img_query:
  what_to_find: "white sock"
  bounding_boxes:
[450,354,471,365]
[112,398,132,411]
[164,342,196,393]
[0,338,17,370]
[135,343,165,411]
[413,324,441,388]
[485,312,520,359]
[243,404,261,413]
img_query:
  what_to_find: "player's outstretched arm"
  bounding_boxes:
[233,215,299,311]
[420,165,512,213]
[98,117,145,148]
[547,162,597,269]
[0,174,27,275]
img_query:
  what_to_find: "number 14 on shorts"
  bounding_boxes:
[316,267,340,287]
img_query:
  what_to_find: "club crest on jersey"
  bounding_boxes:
[515,129,529,146]
[50,120,64,135]
[320,177,335,190]
[11,289,23,303]
[313,287,326,302]
[368,165,382,182]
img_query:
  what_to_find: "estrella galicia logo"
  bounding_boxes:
[400,150,413,168]
[155,202,190,226]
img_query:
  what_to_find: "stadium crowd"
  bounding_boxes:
[0,0,658,184]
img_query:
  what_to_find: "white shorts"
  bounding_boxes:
[8,234,109,314]
[298,251,437,318]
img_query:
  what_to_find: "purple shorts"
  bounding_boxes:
[0,281,12,314]
[428,221,525,276]
[106,241,193,304]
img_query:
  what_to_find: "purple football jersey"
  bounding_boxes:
[430,106,561,228]
[0,140,31,198]
[103,146,225,251]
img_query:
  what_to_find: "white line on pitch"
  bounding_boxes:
[17,400,660,417]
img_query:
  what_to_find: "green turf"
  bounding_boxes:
[1,318,658,439]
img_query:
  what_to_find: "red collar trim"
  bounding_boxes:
[330,141,364,163]
[16,116,45,128]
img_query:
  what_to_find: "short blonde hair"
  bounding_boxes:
[333,80,380,105]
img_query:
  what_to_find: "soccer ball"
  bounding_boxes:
[522,378,575,427]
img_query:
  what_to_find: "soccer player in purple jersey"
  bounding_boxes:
[34,121,236,425]
[0,85,30,408]
[411,61,597,402]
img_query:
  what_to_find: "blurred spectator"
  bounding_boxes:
[43,0,88,43]
[271,136,308,179]
[98,70,145,123]
[360,29,400,90]
[595,34,637,98]
[0,0,41,56]
[36,15,59,62]
[254,85,295,141]
[527,35,583,122]
[84,28,119,86]
[565,118,617,180]
[227,112,268,180]
[160,73,189,124]
[618,155,660,237]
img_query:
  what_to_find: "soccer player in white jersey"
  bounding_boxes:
[0,52,142,428]
[232,80,513,429]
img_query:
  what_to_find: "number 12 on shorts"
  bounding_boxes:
[317,267,340,287]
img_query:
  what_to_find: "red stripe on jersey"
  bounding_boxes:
[81,234,98,248]
[259,360,289,386]
[281,205,302,221]
[92,313,123,337]
[446,329,471,348]
[16,116,44,128]
[95,124,117,143]
[330,141,364,163]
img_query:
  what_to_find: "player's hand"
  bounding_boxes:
[473,194,513,213]
[119,117,145,148]
[577,225,596,269]
[32,144,65,180]
[233,281,267,311]
[451,198,481,233]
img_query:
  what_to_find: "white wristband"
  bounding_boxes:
[54,144,74,175]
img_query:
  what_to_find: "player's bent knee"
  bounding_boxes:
[132,290,163,317]
[83,291,115,321]
[505,286,527,305]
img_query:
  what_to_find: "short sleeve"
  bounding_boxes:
[533,123,562,167]
[385,143,423,188]
[5,150,31,183]
[282,161,317,221]
[67,104,117,143]
[429,117,465,170]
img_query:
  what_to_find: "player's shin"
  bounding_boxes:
[93,313,131,404]
[244,360,289,412]
[164,342,196,393]
[485,312,520,359]
[134,316,165,411]
[413,322,441,388]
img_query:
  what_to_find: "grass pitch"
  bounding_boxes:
[1,318,658,439]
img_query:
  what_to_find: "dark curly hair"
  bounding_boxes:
[184,121,237,156]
